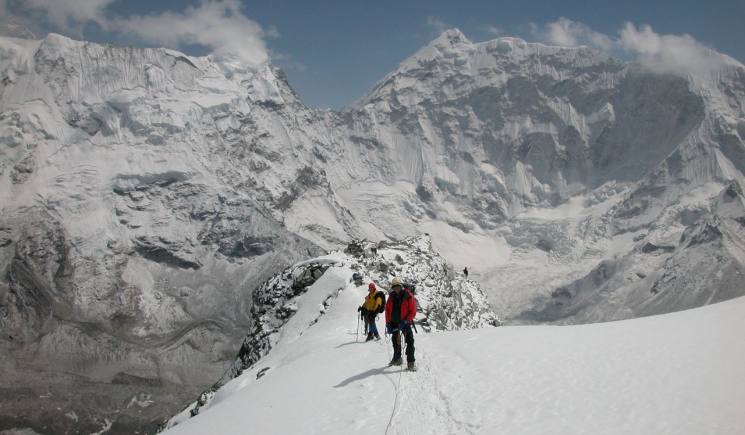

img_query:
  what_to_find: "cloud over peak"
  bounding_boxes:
[618,22,730,76]
[534,17,735,78]
[23,0,112,32]
[425,16,451,36]
[544,17,613,51]
[114,0,269,66]
[10,0,270,67]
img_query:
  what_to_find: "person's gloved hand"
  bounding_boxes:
[357,306,362,312]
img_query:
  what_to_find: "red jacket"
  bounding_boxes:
[385,288,416,324]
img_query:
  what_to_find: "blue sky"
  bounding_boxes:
[5,0,744,108]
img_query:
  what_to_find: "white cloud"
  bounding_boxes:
[271,51,307,72]
[112,0,269,66]
[21,0,113,34]
[426,16,450,35]
[619,22,728,75]
[541,17,613,51]
[0,0,37,38]
[480,25,503,37]
[532,18,733,77]
[12,0,271,67]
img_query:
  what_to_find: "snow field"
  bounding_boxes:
[165,262,745,435]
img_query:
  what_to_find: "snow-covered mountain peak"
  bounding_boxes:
[39,32,82,50]
[424,27,471,50]
[632,42,745,88]
[0,32,290,107]
[404,29,610,70]
[356,30,620,110]
[436,28,469,42]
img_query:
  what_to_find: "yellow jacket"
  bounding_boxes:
[362,291,382,312]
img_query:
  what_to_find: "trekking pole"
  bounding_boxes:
[356,313,360,342]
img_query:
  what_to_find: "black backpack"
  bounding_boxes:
[374,291,386,314]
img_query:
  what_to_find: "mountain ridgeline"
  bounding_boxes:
[1,28,745,433]
[166,235,498,427]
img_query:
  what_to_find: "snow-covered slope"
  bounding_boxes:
[163,259,745,435]
[169,235,498,421]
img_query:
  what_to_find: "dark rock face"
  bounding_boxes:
[641,242,675,254]
[180,260,332,420]
[684,220,724,246]
[3,212,70,344]
[229,262,331,377]
[133,236,202,269]
[344,240,366,257]
[218,236,274,258]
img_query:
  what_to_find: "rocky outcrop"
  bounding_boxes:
[344,237,500,331]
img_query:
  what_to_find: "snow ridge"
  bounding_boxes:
[164,235,498,426]
[163,266,745,435]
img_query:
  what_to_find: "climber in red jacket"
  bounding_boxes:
[385,277,417,370]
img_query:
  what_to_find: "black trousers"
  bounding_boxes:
[392,328,415,362]
[364,312,379,335]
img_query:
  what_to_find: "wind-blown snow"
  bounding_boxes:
[164,265,745,435]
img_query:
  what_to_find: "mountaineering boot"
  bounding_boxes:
[407,362,417,371]
[389,357,403,366]
[374,333,381,341]
[365,333,374,342]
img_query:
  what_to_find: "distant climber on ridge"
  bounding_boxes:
[358,282,384,341]
[385,277,417,370]
[463,267,469,278]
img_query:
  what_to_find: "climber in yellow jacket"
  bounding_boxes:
[358,282,385,341]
